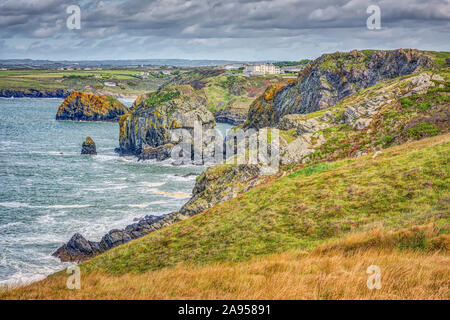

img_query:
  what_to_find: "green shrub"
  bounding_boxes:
[406,122,440,140]
[375,134,395,148]
[289,162,339,178]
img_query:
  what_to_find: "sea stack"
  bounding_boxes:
[56,91,129,122]
[81,136,97,155]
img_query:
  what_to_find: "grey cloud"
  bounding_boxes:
[0,0,449,60]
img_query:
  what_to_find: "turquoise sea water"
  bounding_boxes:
[0,98,231,286]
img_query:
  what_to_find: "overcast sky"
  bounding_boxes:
[0,0,449,61]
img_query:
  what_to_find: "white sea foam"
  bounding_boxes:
[146,188,191,199]
[83,185,128,192]
[46,204,91,209]
[127,201,168,208]
[0,222,23,230]
[169,174,198,182]
[0,202,31,208]
[141,181,166,187]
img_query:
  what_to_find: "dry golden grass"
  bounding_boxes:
[2,226,448,300]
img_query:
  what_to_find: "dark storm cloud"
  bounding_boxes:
[0,0,449,60]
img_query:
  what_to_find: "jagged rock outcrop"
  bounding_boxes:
[56,91,129,122]
[52,233,101,262]
[118,85,215,157]
[138,144,174,161]
[52,214,168,262]
[245,49,433,129]
[276,71,443,165]
[278,114,330,135]
[280,133,325,165]
[81,136,97,155]
[179,164,261,216]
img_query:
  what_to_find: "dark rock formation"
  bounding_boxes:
[245,49,433,129]
[0,89,72,98]
[81,136,97,155]
[52,233,101,262]
[119,85,215,156]
[214,110,246,125]
[56,91,129,122]
[53,214,168,262]
[179,164,261,216]
[138,143,174,161]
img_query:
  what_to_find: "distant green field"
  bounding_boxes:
[0,69,172,95]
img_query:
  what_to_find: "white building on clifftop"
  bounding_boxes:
[244,63,281,75]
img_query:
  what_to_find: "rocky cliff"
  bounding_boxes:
[276,71,448,165]
[56,91,129,122]
[118,85,215,156]
[245,49,433,129]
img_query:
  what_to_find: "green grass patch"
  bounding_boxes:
[288,162,340,178]
[407,122,441,140]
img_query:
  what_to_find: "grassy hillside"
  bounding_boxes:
[2,225,448,299]
[162,68,290,115]
[1,133,447,299]
[0,69,171,96]
[82,134,450,274]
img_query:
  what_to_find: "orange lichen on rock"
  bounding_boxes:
[56,91,129,122]
[263,83,286,102]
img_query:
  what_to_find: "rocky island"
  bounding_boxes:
[56,91,129,122]
[81,136,97,155]
[118,85,215,160]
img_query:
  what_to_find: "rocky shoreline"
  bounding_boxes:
[53,164,263,262]
[0,89,72,98]
[0,88,138,100]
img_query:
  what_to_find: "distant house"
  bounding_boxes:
[93,74,102,79]
[104,82,116,87]
[244,63,281,75]
[281,66,305,73]
[0,68,7,71]
[140,72,149,79]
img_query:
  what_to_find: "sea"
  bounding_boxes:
[0,97,232,287]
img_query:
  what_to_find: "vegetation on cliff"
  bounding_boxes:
[161,68,288,118]
[2,134,448,299]
[56,91,129,121]
[245,49,437,129]
[118,85,215,155]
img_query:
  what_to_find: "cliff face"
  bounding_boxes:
[118,85,215,155]
[246,49,433,128]
[56,91,129,122]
